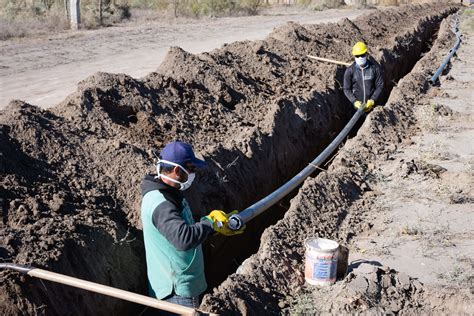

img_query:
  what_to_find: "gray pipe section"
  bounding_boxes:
[229,107,365,228]
[430,17,461,84]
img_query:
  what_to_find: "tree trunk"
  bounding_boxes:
[99,0,103,25]
[173,0,179,18]
[64,0,69,19]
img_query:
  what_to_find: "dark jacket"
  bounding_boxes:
[140,175,213,251]
[343,60,384,104]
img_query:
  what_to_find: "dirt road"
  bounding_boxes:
[0,8,372,109]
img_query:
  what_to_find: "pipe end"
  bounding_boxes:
[228,214,244,231]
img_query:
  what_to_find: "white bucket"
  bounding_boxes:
[304,238,339,287]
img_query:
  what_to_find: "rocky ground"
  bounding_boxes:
[1,3,470,315]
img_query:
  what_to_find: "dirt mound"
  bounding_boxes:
[0,3,460,315]
[284,263,424,314]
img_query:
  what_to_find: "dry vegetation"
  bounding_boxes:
[0,0,350,40]
[1,0,133,39]
[0,0,276,40]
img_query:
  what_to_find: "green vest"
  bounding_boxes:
[141,190,207,299]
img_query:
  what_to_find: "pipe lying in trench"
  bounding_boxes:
[228,107,366,230]
[429,16,461,84]
[0,263,208,316]
[229,15,463,231]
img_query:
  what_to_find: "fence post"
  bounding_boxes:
[70,0,80,30]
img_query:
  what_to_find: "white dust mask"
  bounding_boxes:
[355,56,367,67]
[156,159,195,191]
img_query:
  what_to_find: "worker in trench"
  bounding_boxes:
[344,41,384,112]
[140,141,244,312]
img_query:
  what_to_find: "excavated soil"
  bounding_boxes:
[0,3,462,315]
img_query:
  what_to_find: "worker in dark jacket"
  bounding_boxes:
[343,42,384,112]
[140,141,244,310]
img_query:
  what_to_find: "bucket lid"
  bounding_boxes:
[305,238,339,252]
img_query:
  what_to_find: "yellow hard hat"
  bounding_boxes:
[352,42,368,56]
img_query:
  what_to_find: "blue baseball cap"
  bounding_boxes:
[160,141,206,168]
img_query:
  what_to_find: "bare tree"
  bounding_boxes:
[64,0,69,18]
[172,0,180,18]
[41,0,55,10]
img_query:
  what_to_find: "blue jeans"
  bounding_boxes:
[143,293,200,315]
[163,293,200,309]
[143,293,200,316]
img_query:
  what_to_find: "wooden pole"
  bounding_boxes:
[64,0,69,20]
[70,0,80,30]
[28,268,199,315]
[1,263,220,315]
[307,54,351,66]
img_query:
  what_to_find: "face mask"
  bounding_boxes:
[156,159,196,191]
[355,56,367,67]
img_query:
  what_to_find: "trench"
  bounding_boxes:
[0,6,459,316]
[202,12,447,293]
[69,10,449,315]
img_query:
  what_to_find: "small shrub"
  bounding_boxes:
[0,19,28,40]
[313,3,328,11]
[297,0,313,7]
[173,0,243,18]
[241,0,262,15]
[283,291,317,314]
[201,0,237,17]
[81,1,131,28]
[1,0,26,19]
[0,7,69,40]
[128,0,168,10]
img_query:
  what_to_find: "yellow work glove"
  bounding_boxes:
[217,210,246,236]
[203,210,228,231]
[354,100,362,110]
[365,99,375,112]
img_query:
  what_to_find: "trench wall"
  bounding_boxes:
[194,3,458,290]
[200,12,459,314]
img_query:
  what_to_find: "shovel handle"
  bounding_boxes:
[1,264,216,315]
[307,55,351,66]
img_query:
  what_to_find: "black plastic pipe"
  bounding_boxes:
[229,106,366,230]
[430,17,461,84]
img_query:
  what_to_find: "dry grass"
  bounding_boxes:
[0,0,132,40]
[0,0,349,40]
[398,224,423,237]
[0,8,69,40]
[0,0,269,40]
[461,8,474,32]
